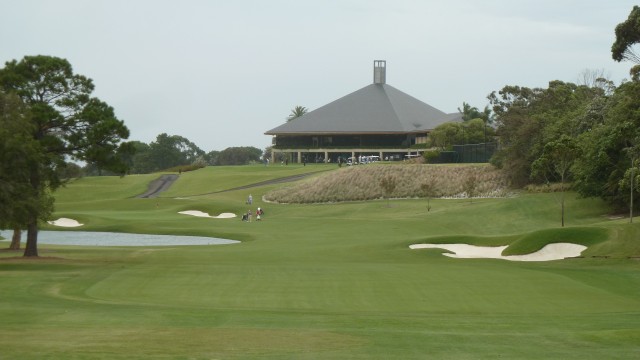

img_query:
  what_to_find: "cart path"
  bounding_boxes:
[137,171,326,198]
[137,174,180,198]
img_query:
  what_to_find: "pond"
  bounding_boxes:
[0,230,240,247]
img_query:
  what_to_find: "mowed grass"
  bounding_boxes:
[1,164,639,359]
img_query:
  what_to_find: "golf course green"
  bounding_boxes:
[1,164,639,359]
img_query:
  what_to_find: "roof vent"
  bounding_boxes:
[373,60,386,84]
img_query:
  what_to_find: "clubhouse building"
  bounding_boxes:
[265,61,462,163]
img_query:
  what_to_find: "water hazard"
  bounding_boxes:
[0,230,240,247]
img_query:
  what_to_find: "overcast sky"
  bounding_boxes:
[1,0,637,152]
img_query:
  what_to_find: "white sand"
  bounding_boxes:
[409,243,587,262]
[47,218,84,227]
[178,210,236,219]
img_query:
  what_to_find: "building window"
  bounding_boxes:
[415,135,427,144]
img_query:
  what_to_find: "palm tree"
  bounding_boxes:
[286,105,308,122]
[457,102,478,122]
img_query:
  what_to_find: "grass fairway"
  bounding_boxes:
[1,164,640,359]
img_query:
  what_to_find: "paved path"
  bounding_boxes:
[136,174,179,198]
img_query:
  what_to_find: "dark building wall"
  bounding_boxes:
[274,134,416,148]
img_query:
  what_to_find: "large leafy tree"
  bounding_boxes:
[216,146,262,165]
[0,55,134,257]
[147,133,204,171]
[0,91,53,250]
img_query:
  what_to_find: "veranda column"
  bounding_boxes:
[298,151,302,163]
[324,151,329,163]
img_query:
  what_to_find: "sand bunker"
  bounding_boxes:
[409,243,587,262]
[178,210,236,219]
[47,218,84,227]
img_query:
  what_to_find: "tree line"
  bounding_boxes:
[92,133,263,175]
[487,6,640,212]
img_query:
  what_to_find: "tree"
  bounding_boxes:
[216,146,262,165]
[286,105,307,122]
[262,146,273,163]
[531,135,578,227]
[205,150,220,166]
[458,102,476,121]
[0,55,133,257]
[463,172,477,204]
[612,6,640,64]
[147,133,204,171]
[380,175,396,207]
[420,177,437,212]
[462,118,492,144]
[621,146,640,223]
[458,102,493,124]
[428,119,493,150]
[0,90,52,250]
[127,141,153,174]
[428,122,462,149]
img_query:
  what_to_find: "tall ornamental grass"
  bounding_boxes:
[265,164,510,203]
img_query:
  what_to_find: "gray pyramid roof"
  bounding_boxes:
[266,83,461,135]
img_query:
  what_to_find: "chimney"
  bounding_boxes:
[373,60,386,84]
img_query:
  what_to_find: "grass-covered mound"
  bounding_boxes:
[265,163,509,203]
[502,227,609,256]
[417,227,610,257]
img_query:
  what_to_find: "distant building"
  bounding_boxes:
[265,61,461,163]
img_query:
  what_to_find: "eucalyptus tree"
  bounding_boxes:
[0,55,134,257]
[531,135,579,227]
[612,5,640,64]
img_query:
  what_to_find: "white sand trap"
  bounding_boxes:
[179,210,236,219]
[409,243,587,262]
[47,218,84,227]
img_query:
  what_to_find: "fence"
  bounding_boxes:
[430,143,497,164]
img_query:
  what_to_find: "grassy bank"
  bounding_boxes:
[265,163,510,203]
[1,164,639,359]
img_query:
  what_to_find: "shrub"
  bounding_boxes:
[423,149,441,163]
[163,164,206,173]
[524,183,572,193]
